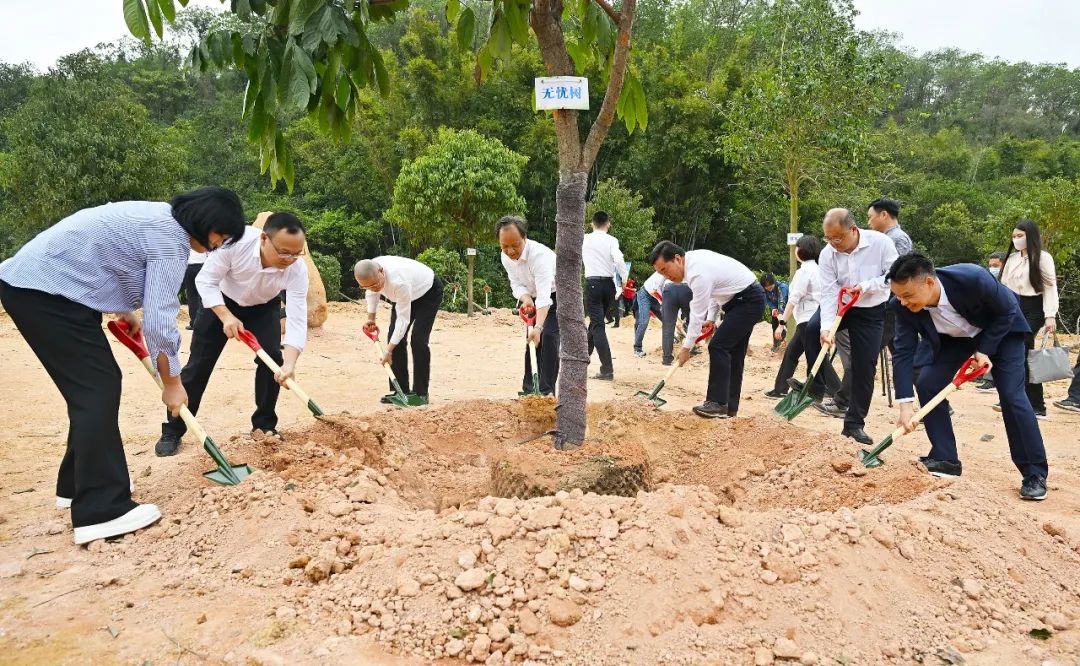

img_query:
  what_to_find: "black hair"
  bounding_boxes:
[170,186,246,249]
[264,211,305,235]
[869,197,901,219]
[495,215,527,239]
[648,240,685,264]
[988,251,1006,261]
[760,272,776,287]
[886,252,936,283]
[1001,219,1046,293]
[796,235,822,262]
[592,210,610,226]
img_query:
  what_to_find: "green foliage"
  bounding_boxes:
[305,209,383,296]
[386,128,527,249]
[416,246,467,283]
[310,251,342,301]
[585,178,657,260]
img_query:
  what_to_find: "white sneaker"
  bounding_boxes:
[57,480,137,509]
[73,504,161,545]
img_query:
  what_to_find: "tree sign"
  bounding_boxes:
[786,232,804,246]
[535,77,589,111]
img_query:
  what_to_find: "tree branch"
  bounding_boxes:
[592,0,620,25]
[581,0,637,170]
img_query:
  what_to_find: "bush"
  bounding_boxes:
[310,252,342,302]
[306,209,383,297]
[417,246,516,312]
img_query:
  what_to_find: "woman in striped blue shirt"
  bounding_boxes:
[0,187,246,545]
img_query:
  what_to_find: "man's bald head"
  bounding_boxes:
[824,208,856,229]
[354,259,385,291]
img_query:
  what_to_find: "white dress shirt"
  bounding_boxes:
[501,239,556,310]
[788,260,821,324]
[582,229,626,282]
[682,250,757,348]
[642,271,668,299]
[196,226,309,351]
[818,228,899,328]
[1001,250,1058,317]
[928,282,982,338]
[364,256,435,346]
[188,249,207,265]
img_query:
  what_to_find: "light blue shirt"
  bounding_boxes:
[0,201,189,376]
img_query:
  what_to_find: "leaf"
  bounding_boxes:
[335,75,351,112]
[280,40,317,110]
[565,39,589,75]
[232,0,252,20]
[456,7,475,51]
[503,0,529,44]
[232,32,246,68]
[488,10,512,63]
[371,47,389,96]
[145,0,164,38]
[289,0,323,35]
[446,0,460,24]
[123,0,151,43]
[157,0,176,23]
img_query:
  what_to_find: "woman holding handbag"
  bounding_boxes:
[997,219,1059,419]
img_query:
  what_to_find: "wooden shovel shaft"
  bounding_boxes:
[370,337,404,384]
[806,312,847,379]
[251,347,314,404]
[886,383,960,443]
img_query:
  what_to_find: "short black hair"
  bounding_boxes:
[264,211,305,236]
[495,215,527,238]
[988,251,1006,261]
[592,210,610,226]
[170,186,246,248]
[760,272,776,287]
[648,240,684,264]
[796,235,822,262]
[869,198,901,219]
[886,252,936,283]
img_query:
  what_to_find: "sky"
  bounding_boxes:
[1,0,1079,71]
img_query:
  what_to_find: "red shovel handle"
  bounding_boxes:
[836,287,861,317]
[952,357,989,387]
[108,320,149,360]
[363,325,380,343]
[236,329,262,353]
[519,306,537,327]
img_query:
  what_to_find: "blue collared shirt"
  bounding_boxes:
[0,201,189,376]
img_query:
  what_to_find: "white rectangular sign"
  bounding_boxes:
[466,248,477,256]
[535,77,589,110]
[786,232,804,246]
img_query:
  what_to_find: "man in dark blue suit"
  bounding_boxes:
[888,253,1049,500]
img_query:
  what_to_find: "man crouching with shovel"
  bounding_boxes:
[887,253,1048,500]
[355,256,444,405]
[155,212,310,455]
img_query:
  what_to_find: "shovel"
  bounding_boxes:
[235,330,324,417]
[518,306,542,397]
[859,357,987,468]
[107,321,251,486]
[362,325,426,407]
[775,287,860,421]
[635,328,714,407]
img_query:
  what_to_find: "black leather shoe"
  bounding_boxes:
[692,401,730,419]
[155,432,182,457]
[841,427,873,446]
[1020,476,1047,501]
[592,372,614,381]
[922,458,962,478]
[379,393,397,404]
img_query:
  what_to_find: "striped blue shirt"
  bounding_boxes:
[0,201,189,376]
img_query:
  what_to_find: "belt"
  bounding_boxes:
[585,276,614,280]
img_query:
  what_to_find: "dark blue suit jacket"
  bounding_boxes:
[892,264,1030,400]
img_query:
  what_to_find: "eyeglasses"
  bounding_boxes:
[824,230,853,245]
[268,237,306,260]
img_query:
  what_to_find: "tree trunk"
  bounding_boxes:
[787,176,799,282]
[553,172,589,446]
[466,251,475,317]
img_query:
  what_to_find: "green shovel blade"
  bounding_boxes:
[200,435,252,486]
[635,379,668,407]
[858,434,894,468]
[307,399,324,417]
[774,387,814,420]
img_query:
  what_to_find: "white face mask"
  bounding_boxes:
[1013,237,1027,251]
[989,266,1001,278]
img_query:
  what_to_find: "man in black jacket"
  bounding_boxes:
[889,253,1048,500]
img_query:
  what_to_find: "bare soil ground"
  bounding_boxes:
[1,304,1079,665]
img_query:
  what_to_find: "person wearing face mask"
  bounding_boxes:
[887,253,1048,500]
[497,216,559,395]
[156,212,311,456]
[996,220,1058,420]
[356,254,444,405]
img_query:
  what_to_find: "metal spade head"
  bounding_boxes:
[858,449,885,468]
[634,389,667,408]
[204,464,254,486]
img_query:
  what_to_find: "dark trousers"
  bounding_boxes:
[163,295,282,437]
[387,277,443,397]
[832,329,853,408]
[705,283,766,415]
[661,283,692,364]
[585,278,615,373]
[918,334,1047,479]
[773,322,808,393]
[632,289,662,352]
[1017,295,1046,412]
[1,282,137,528]
[804,304,886,430]
[184,263,204,328]
[524,293,560,394]
[1068,353,1080,402]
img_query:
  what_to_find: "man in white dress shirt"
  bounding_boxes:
[355,255,444,404]
[796,208,898,446]
[650,241,765,419]
[156,212,309,456]
[582,211,625,380]
[497,216,559,395]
